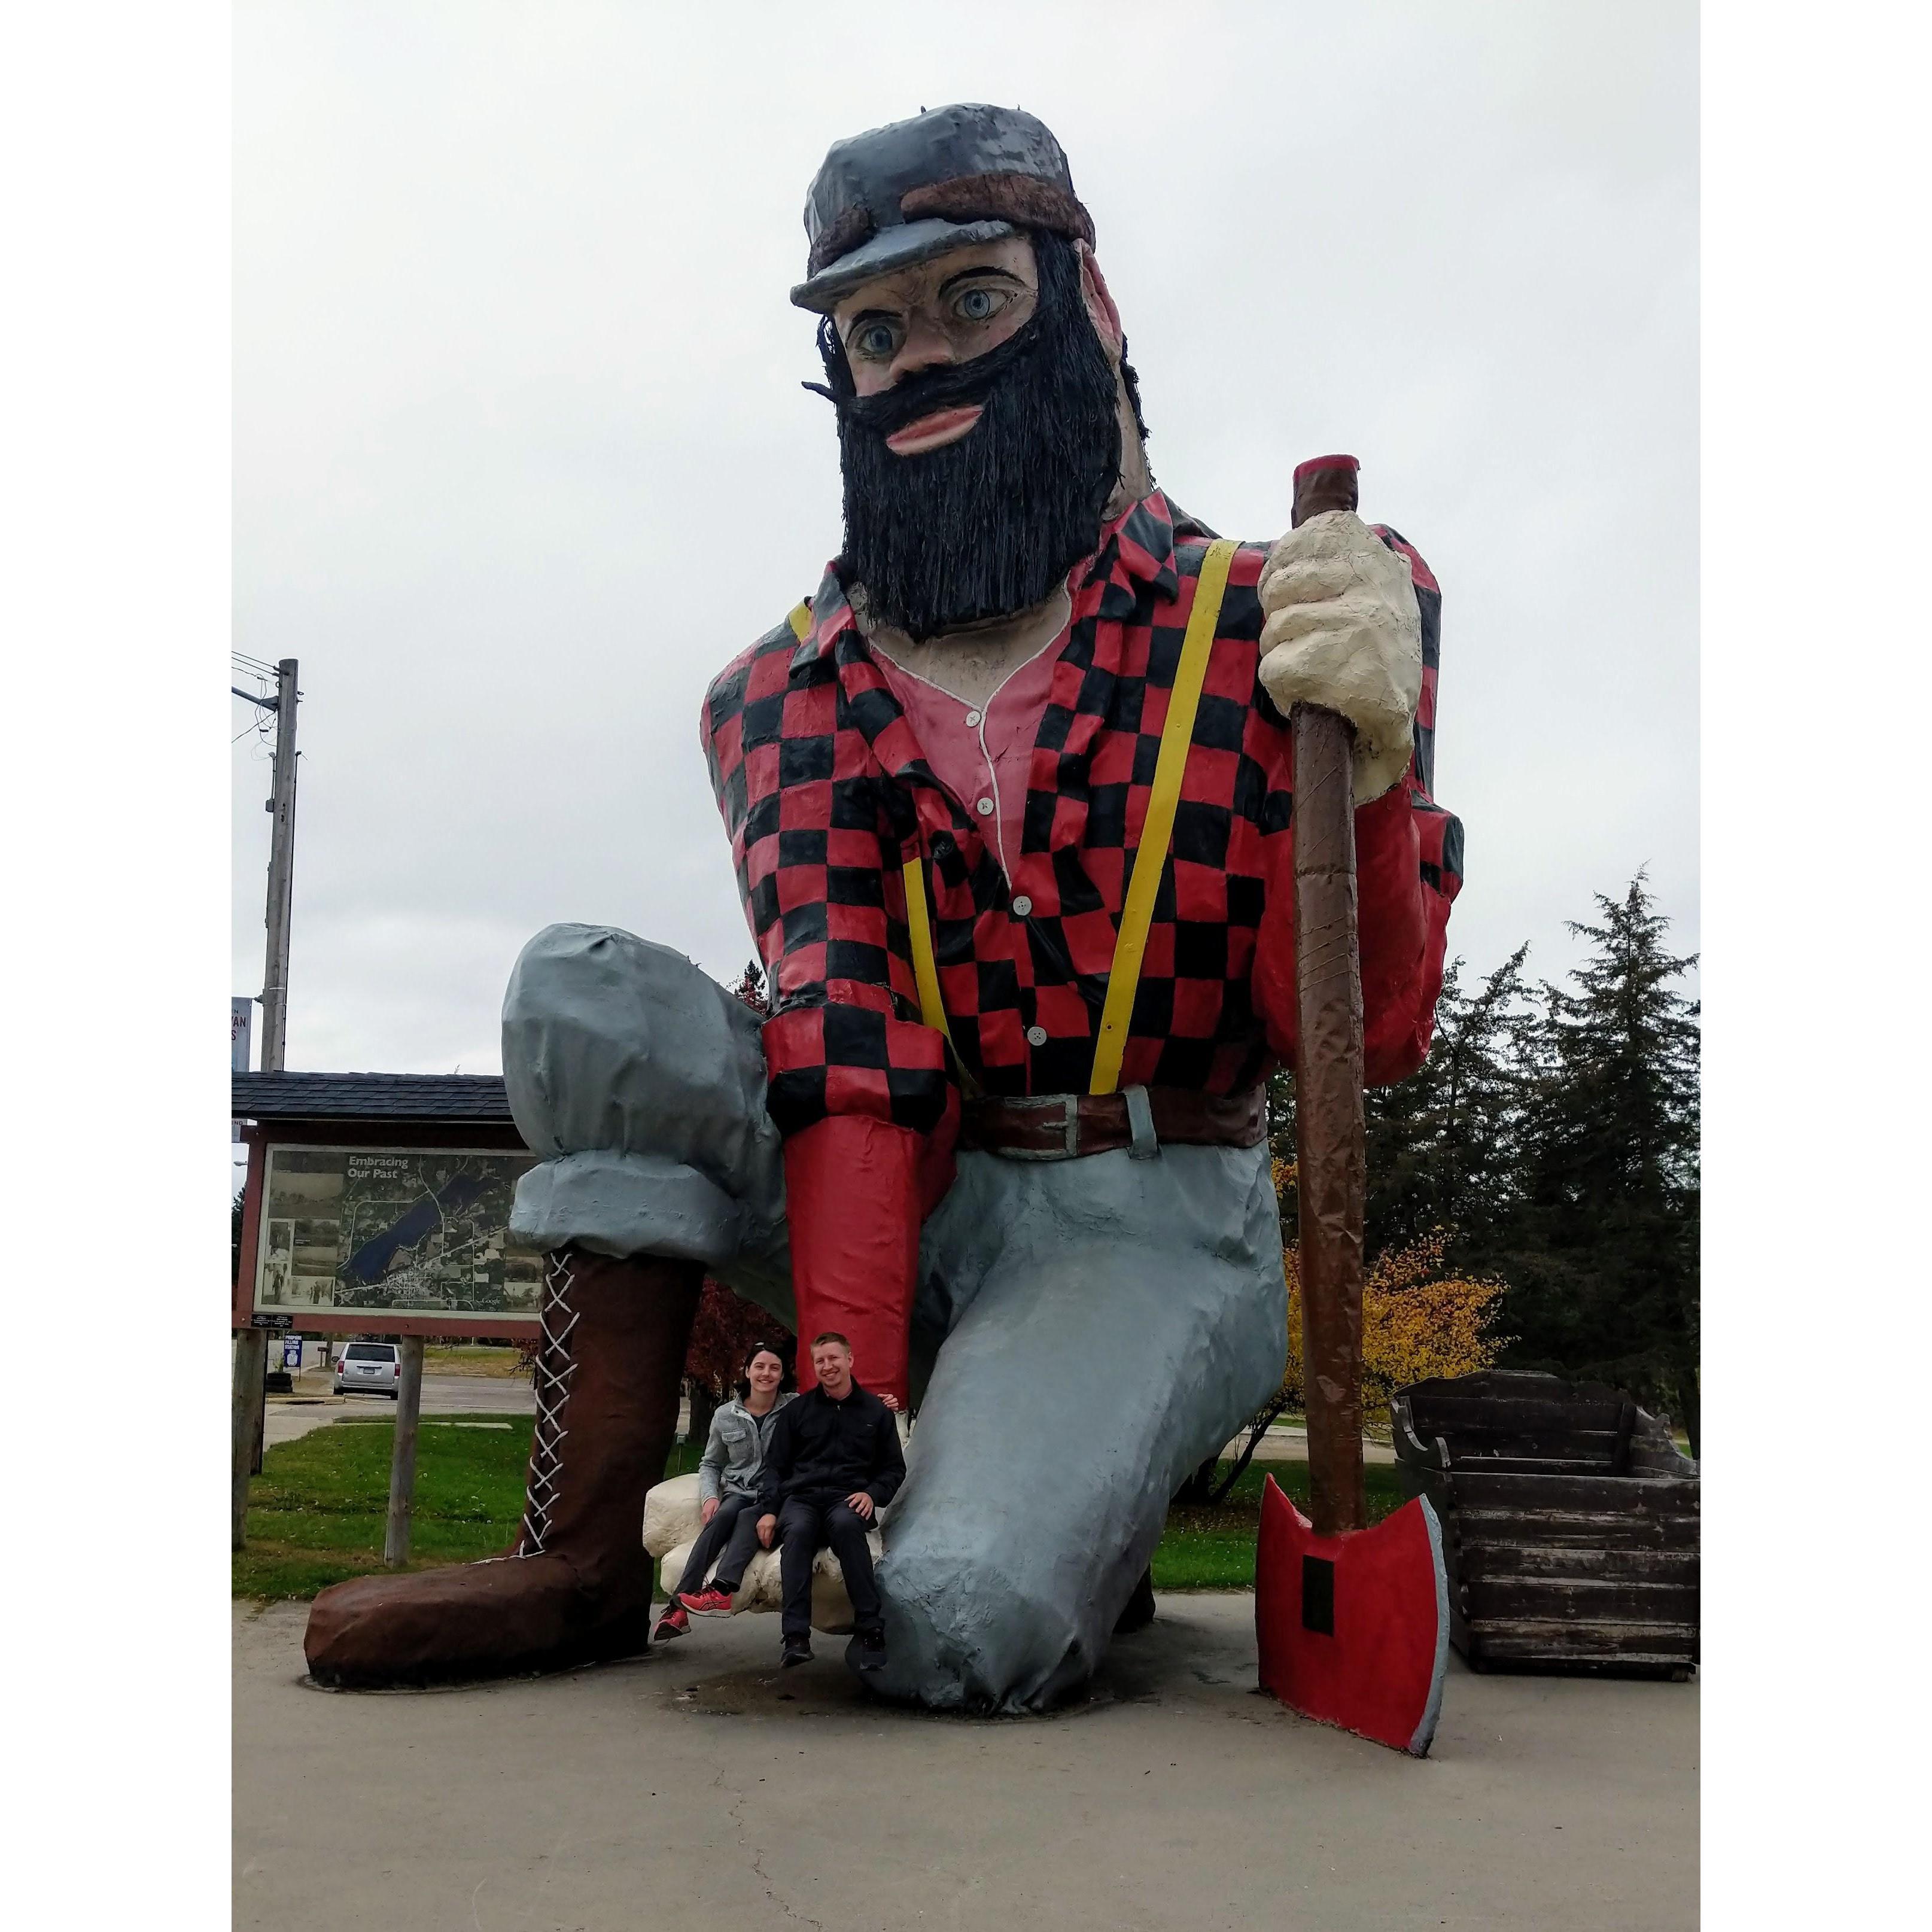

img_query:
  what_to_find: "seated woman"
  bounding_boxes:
[654,1341,795,1636]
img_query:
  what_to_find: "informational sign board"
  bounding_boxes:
[282,1334,304,1371]
[251,1145,543,1324]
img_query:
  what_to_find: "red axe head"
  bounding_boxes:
[1255,1474,1450,1756]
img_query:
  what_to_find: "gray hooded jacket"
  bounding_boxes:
[698,1391,798,1505]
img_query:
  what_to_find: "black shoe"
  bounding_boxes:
[781,1634,813,1668]
[854,1624,887,1672]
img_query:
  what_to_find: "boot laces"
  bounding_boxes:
[518,1248,583,1555]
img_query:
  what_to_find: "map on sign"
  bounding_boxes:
[254,1146,543,1321]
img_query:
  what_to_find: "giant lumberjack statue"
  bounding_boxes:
[307,104,1462,1712]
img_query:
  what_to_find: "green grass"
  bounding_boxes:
[233,1418,699,1601]
[1150,1459,1411,1591]
[234,1424,1399,1603]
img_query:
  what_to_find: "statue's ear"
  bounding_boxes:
[1077,243,1124,360]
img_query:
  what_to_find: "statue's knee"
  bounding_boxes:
[501,925,766,1168]
[504,924,719,1073]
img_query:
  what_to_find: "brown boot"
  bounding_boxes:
[303,1247,702,1687]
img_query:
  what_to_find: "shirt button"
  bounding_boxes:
[1011,895,1033,917]
[965,710,983,728]
[1026,1025,1048,1047]
[975,796,994,816]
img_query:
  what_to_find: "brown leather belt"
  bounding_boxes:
[960,1085,1269,1162]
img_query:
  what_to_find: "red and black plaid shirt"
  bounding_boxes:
[701,491,1461,1144]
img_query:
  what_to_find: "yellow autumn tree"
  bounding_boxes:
[1271,1158,1509,1417]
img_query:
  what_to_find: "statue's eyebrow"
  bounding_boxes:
[936,266,1026,295]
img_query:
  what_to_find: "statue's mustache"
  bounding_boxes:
[802,309,1049,440]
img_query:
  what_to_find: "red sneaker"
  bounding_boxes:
[653,1606,689,1640]
[677,1587,737,1618]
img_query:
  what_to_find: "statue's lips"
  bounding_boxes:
[884,405,984,456]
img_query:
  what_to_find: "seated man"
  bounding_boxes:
[754,1333,905,1669]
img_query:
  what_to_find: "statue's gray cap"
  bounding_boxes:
[789,102,1087,314]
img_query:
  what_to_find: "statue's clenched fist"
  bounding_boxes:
[1257,510,1423,805]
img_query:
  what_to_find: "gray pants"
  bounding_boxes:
[670,1493,762,1601]
[504,924,1287,1712]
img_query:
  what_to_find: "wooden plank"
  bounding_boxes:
[1450,1471,1699,1513]
[231,1328,267,1551]
[382,1337,427,1567]
[1458,1514,1702,1553]
[1436,1421,1625,1449]
[1472,1616,1697,1658]
[1457,1502,1702,1533]
[1465,1576,1699,1623]
[1468,1648,1697,1677]
[1447,1455,1621,1477]
[1407,1394,1628,1434]
[1458,1542,1699,1585]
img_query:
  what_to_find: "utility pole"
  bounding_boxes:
[260,658,299,1073]
[233,658,299,1550]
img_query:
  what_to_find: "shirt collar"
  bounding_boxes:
[789,489,1182,677]
[1085,488,1182,604]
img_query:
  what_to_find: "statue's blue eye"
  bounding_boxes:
[853,321,898,360]
[956,288,1002,322]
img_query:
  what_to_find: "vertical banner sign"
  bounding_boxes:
[232,997,254,1145]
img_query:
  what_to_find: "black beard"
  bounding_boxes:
[811,232,1123,641]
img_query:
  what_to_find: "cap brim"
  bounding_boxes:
[789,216,1016,312]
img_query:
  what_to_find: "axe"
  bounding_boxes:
[1253,454,1450,1756]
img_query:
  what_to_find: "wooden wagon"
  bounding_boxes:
[1389,1369,1699,1678]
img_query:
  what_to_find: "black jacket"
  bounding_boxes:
[756,1382,905,1514]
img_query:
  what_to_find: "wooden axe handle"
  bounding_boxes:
[1289,454,1369,1537]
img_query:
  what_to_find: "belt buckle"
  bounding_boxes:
[997,1093,1081,1161]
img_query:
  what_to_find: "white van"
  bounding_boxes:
[333,1340,401,1398]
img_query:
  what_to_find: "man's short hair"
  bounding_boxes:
[811,1331,851,1350]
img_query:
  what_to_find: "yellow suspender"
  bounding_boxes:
[901,853,956,1047]
[787,598,959,1051]
[791,541,1239,1096]
[1089,538,1237,1093]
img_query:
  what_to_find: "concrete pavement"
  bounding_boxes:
[263,1375,536,1449]
[234,1592,1696,1930]
[1226,1422,1396,1465]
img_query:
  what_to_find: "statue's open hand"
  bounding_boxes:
[1256,510,1422,805]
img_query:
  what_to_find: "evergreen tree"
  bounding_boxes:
[1483,874,1700,1446]
[1268,947,1534,1264]
[1263,874,1698,1447]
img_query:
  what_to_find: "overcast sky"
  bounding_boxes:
[232,0,1696,1079]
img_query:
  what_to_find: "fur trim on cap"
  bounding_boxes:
[900,172,1096,248]
[807,204,878,277]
